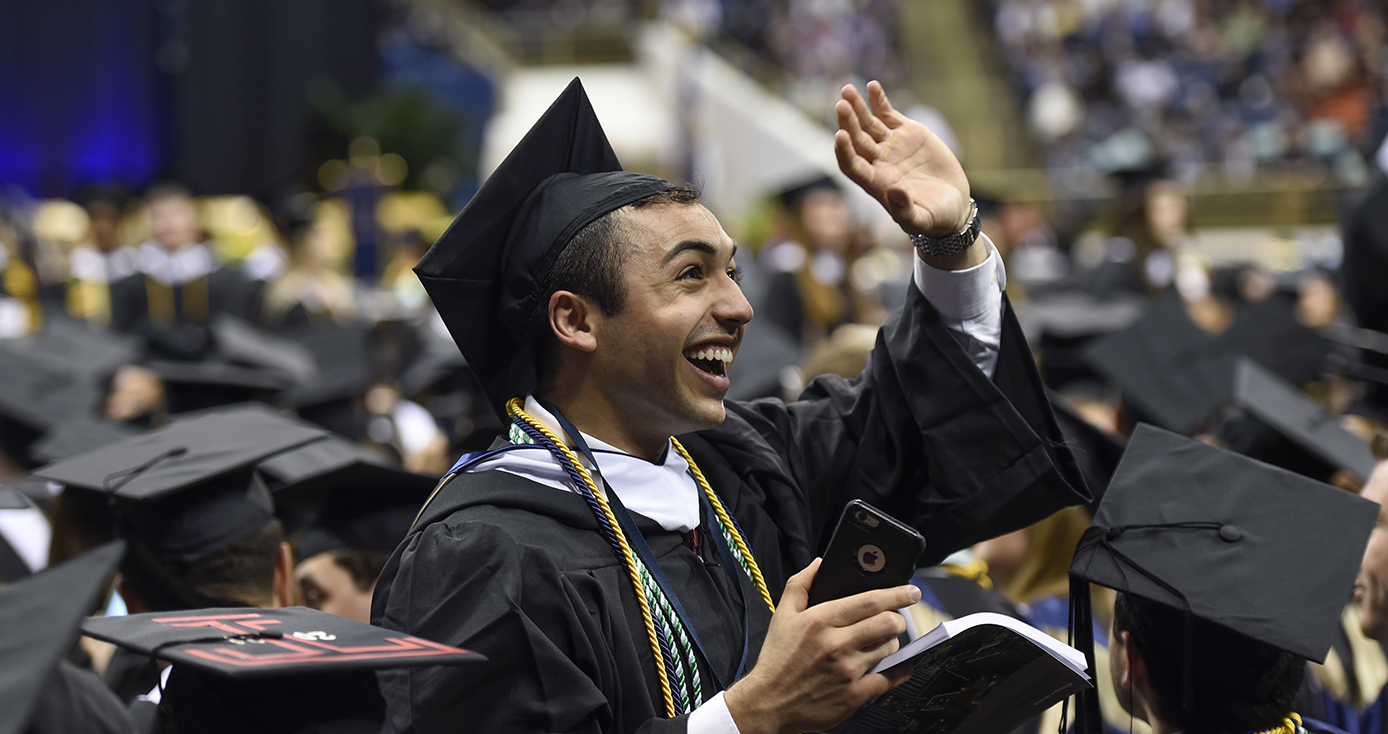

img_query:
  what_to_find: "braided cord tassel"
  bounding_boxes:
[637,560,703,710]
[671,439,776,613]
[506,399,677,718]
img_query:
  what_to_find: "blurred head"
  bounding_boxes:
[86,200,123,253]
[146,184,201,251]
[1356,460,1388,640]
[797,188,854,255]
[1144,181,1189,249]
[294,549,390,623]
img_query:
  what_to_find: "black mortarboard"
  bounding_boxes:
[256,435,434,539]
[777,174,841,212]
[1213,296,1332,386]
[81,605,486,734]
[1217,359,1376,482]
[0,541,124,734]
[148,359,292,414]
[0,348,105,433]
[1067,424,1377,734]
[1082,295,1236,434]
[414,78,673,416]
[29,417,147,465]
[33,406,327,504]
[32,406,328,608]
[210,314,318,385]
[279,323,376,409]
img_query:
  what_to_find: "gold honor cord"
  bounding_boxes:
[505,399,676,717]
[1251,713,1305,734]
[670,438,775,614]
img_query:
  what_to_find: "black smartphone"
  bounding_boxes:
[807,500,927,607]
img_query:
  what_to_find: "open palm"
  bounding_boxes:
[834,82,971,238]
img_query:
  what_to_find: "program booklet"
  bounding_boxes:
[832,612,1092,734]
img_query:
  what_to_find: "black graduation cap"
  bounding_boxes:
[81,605,486,734]
[1216,359,1377,483]
[413,77,674,416]
[1067,424,1378,734]
[33,405,328,504]
[256,434,434,539]
[31,406,329,608]
[1082,295,1237,434]
[210,314,318,385]
[147,359,293,414]
[777,174,841,211]
[1213,296,1332,386]
[0,541,124,734]
[0,348,105,433]
[29,417,147,465]
[277,322,375,409]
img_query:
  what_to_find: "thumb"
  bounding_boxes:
[779,557,821,613]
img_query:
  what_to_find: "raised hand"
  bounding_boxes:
[834,81,971,241]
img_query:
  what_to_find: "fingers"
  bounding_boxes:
[841,83,891,141]
[834,130,874,184]
[820,584,920,627]
[778,558,821,614]
[866,81,902,128]
[836,99,879,162]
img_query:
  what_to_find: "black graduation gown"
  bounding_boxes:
[372,285,1090,734]
[108,267,260,360]
[25,660,136,734]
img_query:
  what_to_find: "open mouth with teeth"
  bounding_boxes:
[685,346,733,378]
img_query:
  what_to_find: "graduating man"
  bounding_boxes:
[373,79,1089,733]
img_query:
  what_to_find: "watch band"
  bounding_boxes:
[910,198,981,257]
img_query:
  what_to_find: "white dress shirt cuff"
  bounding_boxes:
[688,691,742,734]
[911,234,1006,378]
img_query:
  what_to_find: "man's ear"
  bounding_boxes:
[273,542,294,608]
[1119,630,1150,691]
[549,290,599,353]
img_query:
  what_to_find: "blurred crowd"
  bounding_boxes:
[992,0,1388,194]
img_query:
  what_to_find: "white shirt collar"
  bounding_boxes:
[138,242,216,286]
[463,395,702,533]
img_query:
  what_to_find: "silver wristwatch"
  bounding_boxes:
[909,198,981,257]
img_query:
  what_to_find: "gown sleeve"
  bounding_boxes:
[724,277,1089,565]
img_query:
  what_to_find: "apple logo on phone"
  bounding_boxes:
[857,544,886,573]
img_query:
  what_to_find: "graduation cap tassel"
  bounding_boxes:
[1068,572,1101,734]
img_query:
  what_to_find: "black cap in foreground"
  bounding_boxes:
[80,605,485,679]
[1066,424,1377,734]
[83,606,486,734]
[1082,296,1236,434]
[0,541,124,734]
[414,77,673,416]
[1220,359,1377,483]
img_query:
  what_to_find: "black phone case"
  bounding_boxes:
[807,500,927,607]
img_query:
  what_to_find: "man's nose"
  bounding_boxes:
[715,276,754,326]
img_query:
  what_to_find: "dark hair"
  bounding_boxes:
[1112,592,1304,734]
[329,548,395,593]
[528,184,703,386]
[123,519,285,610]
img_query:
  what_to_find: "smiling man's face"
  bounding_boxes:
[586,202,753,443]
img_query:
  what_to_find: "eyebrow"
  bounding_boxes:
[661,240,739,267]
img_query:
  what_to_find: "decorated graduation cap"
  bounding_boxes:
[413,77,674,416]
[0,541,124,734]
[32,405,328,609]
[81,605,486,734]
[1216,359,1377,483]
[1067,424,1378,734]
[1082,295,1236,434]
